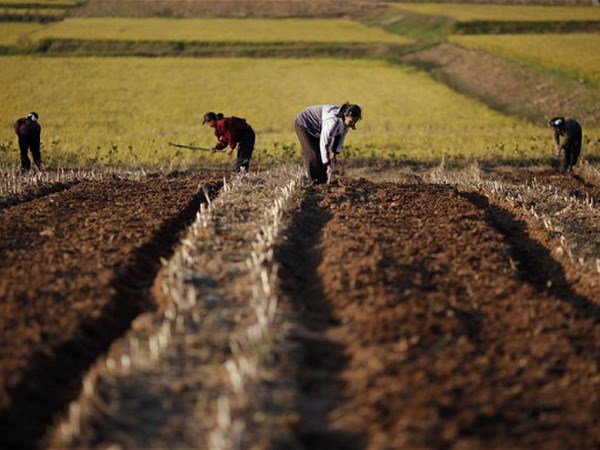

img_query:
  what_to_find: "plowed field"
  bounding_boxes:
[1,166,600,449]
[0,171,222,449]
[278,171,600,449]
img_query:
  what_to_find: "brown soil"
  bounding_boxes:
[276,174,600,449]
[71,0,594,18]
[486,166,600,202]
[3,166,600,449]
[0,171,222,449]
[72,0,383,18]
[0,181,79,212]
[405,43,600,127]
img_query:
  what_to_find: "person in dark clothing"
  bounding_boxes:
[13,112,42,171]
[295,102,361,184]
[549,116,582,172]
[203,111,255,173]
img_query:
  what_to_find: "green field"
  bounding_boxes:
[0,55,578,168]
[25,18,414,44]
[393,3,600,22]
[450,33,600,84]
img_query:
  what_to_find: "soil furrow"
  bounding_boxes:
[48,169,303,449]
[0,172,221,449]
[485,168,600,202]
[279,177,600,449]
[274,186,365,449]
[0,181,80,213]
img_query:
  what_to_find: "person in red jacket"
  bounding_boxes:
[13,112,42,171]
[203,111,255,172]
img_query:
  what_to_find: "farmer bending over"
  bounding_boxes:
[549,116,582,172]
[295,102,361,184]
[14,112,42,171]
[203,111,255,173]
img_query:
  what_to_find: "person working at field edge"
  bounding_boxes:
[549,116,582,173]
[295,102,362,184]
[202,111,255,173]
[13,112,42,171]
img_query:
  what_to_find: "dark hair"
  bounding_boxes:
[337,102,362,119]
[202,111,224,124]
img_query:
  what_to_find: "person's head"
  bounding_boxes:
[338,103,362,130]
[202,111,223,127]
[549,116,565,130]
[26,112,39,122]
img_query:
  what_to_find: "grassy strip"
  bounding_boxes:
[392,3,600,22]
[0,8,67,23]
[0,2,76,9]
[373,3,600,38]
[0,7,67,17]
[0,16,64,23]
[454,20,600,34]
[359,6,454,42]
[357,5,600,44]
[13,38,412,59]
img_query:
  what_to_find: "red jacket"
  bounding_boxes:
[213,116,250,150]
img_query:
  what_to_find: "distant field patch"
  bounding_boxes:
[393,3,600,22]
[0,0,76,5]
[0,8,66,15]
[71,0,381,19]
[0,56,593,168]
[28,18,414,44]
[0,23,45,45]
[450,33,600,84]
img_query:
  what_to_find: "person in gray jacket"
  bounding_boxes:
[295,103,361,184]
[549,116,582,172]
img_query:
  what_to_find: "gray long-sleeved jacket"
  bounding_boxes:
[296,105,349,165]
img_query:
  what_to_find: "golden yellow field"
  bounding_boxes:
[0,23,46,46]
[26,18,414,44]
[393,3,600,22]
[450,33,600,84]
[0,55,576,168]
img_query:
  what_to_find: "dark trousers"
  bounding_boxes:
[295,120,327,184]
[235,127,255,172]
[564,141,581,172]
[18,136,41,170]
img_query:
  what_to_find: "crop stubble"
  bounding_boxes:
[276,172,600,449]
[0,170,222,448]
[1,166,600,448]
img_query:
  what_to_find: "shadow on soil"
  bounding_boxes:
[273,187,366,450]
[0,181,222,450]
[465,191,600,323]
